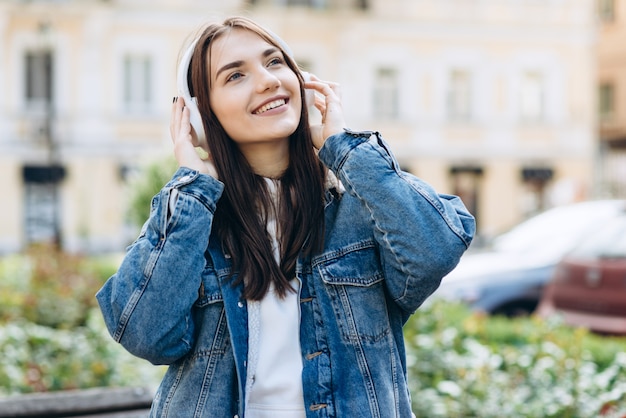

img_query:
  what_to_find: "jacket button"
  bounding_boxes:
[238,301,244,308]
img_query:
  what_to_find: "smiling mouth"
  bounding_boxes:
[253,99,287,114]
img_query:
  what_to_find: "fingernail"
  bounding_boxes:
[173,96,177,103]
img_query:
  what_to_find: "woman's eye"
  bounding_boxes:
[226,72,243,82]
[268,57,283,67]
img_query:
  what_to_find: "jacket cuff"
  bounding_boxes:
[164,167,224,214]
[317,129,379,172]
[165,166,221,188]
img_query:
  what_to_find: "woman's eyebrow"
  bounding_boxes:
[216,60,244,79]
[215,47,281,80]
[262,47,279,57]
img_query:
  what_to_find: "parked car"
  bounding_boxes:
[434,200,626,316]
[537,206,626,334]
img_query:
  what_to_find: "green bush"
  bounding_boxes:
[2,246,626,417]
[0,311,163,395]
[0,245,116,329]
[127,156,178,229]
[0,250,163,395]
[405,300,626,418]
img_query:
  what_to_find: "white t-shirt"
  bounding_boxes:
[245,179,306,418]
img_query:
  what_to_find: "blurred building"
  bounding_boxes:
[0,0,597,254]
[597,0,626,197]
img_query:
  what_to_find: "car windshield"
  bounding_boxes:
[491,202,622,262]
[568,214,626,259]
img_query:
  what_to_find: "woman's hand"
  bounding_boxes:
[304,74,346,149]
[170,97,218,179]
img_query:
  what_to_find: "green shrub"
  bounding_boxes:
[0,245,116,329]
[405,300,626,418]
[0,310,163,395]
[0,248,163,395]
[2,245,626,417]
[127,156,178,229]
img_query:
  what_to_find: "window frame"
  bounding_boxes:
[121,53,154,114]
[447,68,473,122]
[373,67,400,120]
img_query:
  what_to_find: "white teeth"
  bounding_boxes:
[255,99,286,114]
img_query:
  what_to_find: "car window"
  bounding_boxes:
[568,214,626,259]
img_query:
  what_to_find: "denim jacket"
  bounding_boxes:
[97,129,475,418]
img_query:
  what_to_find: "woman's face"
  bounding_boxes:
[208,28,302,150]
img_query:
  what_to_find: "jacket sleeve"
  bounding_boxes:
[96,167,224,365]
[317,129,475,314]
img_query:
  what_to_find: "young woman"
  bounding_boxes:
[97,16,475,418]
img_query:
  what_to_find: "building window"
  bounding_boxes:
[599,82,615,122]
[25,50,54,110]
[123,54,153,112]
[447,69,472,122]
[520,167,553,217]
[374,67,399,119]
[23,165,66,246]
[598,0,616,22]
[520,71,545,123]
[449,166,483,226]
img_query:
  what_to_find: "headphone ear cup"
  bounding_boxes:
[301,71,315,109]
[176,39,208,150]
[186,98,206,149]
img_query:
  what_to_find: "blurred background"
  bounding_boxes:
[1,0,624,254]
[1,0,626,416]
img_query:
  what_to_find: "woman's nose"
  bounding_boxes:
[256,68,280,92]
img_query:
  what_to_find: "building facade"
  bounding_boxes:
[597,0,626,197]
[0,0,597,254]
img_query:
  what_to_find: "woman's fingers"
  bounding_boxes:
[170,97,178,142]
[304,74,346,147]
[313,93,326,117]
[306,75,340,105]
[179,106,193,143]
[172,97,202,148]
[169,97,217,177]
[171,97,186,142]
[171,97,196,149]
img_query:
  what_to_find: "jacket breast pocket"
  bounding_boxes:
[192,267,229,357]
[316,240,391,345]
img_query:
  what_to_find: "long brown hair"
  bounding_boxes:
[184,16,326,300]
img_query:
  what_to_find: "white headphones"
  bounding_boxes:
[176,38,206,147]
[176,32,314,151]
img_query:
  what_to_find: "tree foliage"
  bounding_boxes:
[126,156,178,229]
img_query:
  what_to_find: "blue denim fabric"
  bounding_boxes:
[97,129,475,418]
